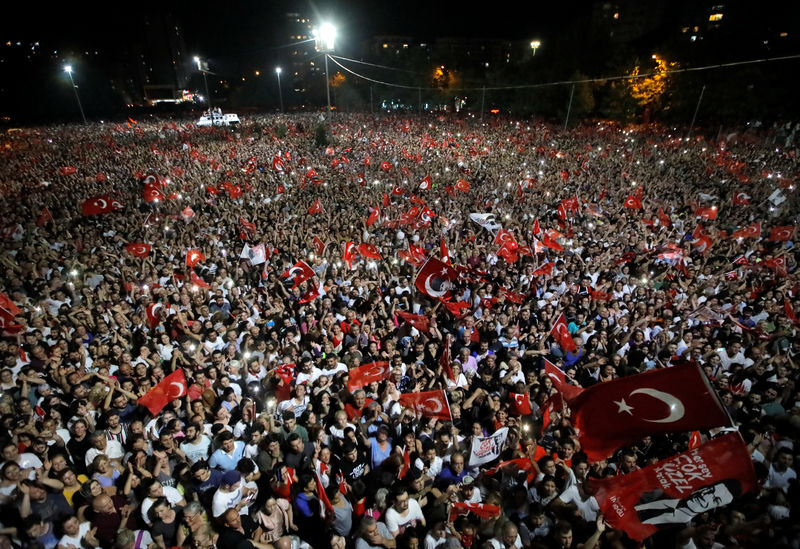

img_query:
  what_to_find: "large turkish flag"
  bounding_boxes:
[568,363,731,461]
[138,369,188,416]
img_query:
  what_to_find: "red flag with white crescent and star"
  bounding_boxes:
[532,262,555,277]
[280,260,315,289]
[508,392,533,415]
[550,313,577,352]
[311,236,325,256]
[346,361,390,392]
[731,222,761,239]
[138,369,188,416]
[544,359,584,401]
[366,207,381,227]
[589,432,756,541]
[768,225,795,242]
[418,174,432,190]
[414,257,458,300]
[357,242,383,260]
[307,200,322,215]
[81,195,123,216]
[455,179,470,193]
[624,195,643,209]
[398,389,452,421]
[185,249,205,267]
[343,241,357,270]
[732,191,751,205]
[568,362,732,461]
[397,311,429,332]
[125,243,151,258]
[493,229,518,249]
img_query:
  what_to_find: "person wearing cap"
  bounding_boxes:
[457,475,481,503]
[211,470,250,518]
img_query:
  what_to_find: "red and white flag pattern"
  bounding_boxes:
[398,389,452,421]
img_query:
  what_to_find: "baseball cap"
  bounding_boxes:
[221,470,241,486]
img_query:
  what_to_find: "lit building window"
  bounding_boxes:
[383,43,388,48]
[780,32,788,37]
[681,27,689,33]
[402,44,408,48]
[708,13,723,21]
[613,12,619,19]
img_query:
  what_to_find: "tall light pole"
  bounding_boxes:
[63,65,87,124]
[193,56,211,108]
[530,40,541,56]
[275,67,283,113]
[314,23,336,113]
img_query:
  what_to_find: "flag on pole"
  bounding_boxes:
[566,363,731,461]
[397,390,452,421]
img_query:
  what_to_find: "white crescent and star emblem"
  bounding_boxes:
[424,274,450,297]
[423,397,443,414]
[614,388,686,423]
[95,198,107,210]
[168,381,186,398]
[365,363,387,379]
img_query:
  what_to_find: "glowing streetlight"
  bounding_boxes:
[314,23,336,112]
[530,40,541,56]
[194,55,211,107]
[275,67,283,113]
[63,65,87,124]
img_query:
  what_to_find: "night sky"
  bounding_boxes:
[3,0,581,58]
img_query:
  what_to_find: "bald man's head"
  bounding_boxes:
[223,508,241,529]
[92,494,115,515]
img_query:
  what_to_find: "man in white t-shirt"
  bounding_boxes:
[765,448,797,493]
[384,488,426,537]
[180,423,212,464]
[57,515,92,549]
[212,470,252,518]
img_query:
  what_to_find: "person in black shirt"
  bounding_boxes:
[66,419,92,475]
[218,508,260,549]
[338,442,370,491]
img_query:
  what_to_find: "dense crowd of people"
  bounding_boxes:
[0,111,798,549]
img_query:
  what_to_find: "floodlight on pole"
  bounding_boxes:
[63,65,87,124]
[194,55,211,107]
[275,67,283,113]
[530,40,541,56]
[314,23,336,112]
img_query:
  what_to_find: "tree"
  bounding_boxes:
[627,55,678,123]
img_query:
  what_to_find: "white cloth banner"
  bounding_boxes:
[468,427,509,466]
[469,213,502,232]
